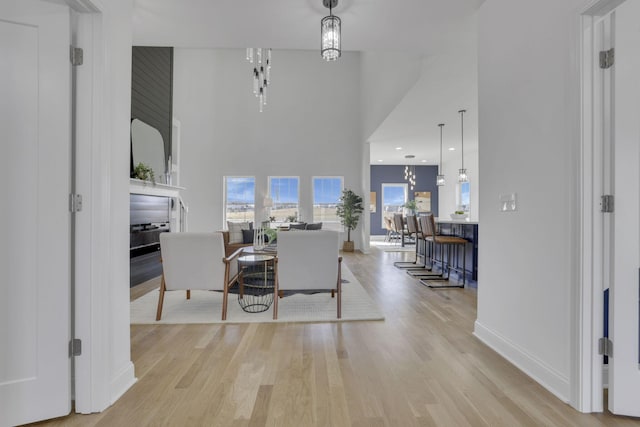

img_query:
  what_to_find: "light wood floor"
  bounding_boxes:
[33,248,639,426]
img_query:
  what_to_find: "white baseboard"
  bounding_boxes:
[110,361,137,405]
[473,320,570,402]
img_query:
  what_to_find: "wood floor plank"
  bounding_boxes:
[28,247,640,427]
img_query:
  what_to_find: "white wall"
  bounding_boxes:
[475,0,587,403]
[360,51,422,140]
[173,49,365,249]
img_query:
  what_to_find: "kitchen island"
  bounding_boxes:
[435,218,479,282]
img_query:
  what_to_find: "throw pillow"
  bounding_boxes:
[305,222,323,230]
[227,221,250,244]
[242,229,254,244]
[289,222,307,230]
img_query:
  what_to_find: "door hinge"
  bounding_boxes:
[69,193,83,213]
[599,337,613,357]
[601,195,614,213]
[599,48,614,69]
[69,338,82,357]
[70,46,83,66]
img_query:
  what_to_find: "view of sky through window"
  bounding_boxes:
[225,176,255,222]
[313,177,343,223]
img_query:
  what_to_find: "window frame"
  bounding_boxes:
[268,176,300,222]
[312,176,344,226]
[381,183,408,228]
[457,181,470,212]
[223,176,256,224]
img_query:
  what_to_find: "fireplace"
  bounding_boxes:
[130,194,170,286]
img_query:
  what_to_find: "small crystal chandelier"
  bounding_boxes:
[437,123,445,186]
[458,109,468,183]
[246,48,272,112]
[404,155,416,191]
[321,0,341,61]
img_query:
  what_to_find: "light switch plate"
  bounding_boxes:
[499,193,517,212]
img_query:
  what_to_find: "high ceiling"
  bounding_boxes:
[132,0,483,165]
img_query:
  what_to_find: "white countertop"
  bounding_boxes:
[435,217,479,225]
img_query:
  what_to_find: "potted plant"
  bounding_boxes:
[403,199,417,215]
[336,189,364,252]
[133,162,155,183]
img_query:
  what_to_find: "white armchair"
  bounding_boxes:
[273,230,342,319]
[156,232,242,321]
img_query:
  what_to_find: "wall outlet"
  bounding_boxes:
[499,193,517,212]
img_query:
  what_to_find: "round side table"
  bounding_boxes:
[237,254,275,313]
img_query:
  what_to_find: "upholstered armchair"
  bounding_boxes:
[273,230,342,319]
[156,232,243,320]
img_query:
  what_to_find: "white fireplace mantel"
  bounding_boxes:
[129,178,184,198]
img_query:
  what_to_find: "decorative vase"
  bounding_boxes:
[342,241,354,252]
[253,227,265,250]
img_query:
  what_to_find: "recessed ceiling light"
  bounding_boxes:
[377,159,383,162]
[421,159,427,163]
[448,147,456,151]
[395,147,402,150]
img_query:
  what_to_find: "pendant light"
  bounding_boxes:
[404,155,416,191]
[458,109,468,183]
[321,0,341,61]
[436,123,445,186]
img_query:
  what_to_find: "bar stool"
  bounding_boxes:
[420,213,468,288]
[393,213,411,247]
[394,214,421,269]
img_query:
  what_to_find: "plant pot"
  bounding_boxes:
[342,241,355,252]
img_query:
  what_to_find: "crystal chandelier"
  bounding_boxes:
[404,155,416,191]
[246,48,271,112]
[437,123,445,186]
[321,0,341,61]
[458,109,468,183]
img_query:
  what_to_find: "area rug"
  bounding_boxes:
[130,266,384,324]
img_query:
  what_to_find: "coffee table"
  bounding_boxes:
[237,253,276,313]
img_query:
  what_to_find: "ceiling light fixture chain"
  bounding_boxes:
[458,109,468,183]
[246,48,272,112]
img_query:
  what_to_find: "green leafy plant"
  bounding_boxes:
[404,199,417,213]
[133,162,155,183]
[268,216,276,222]
[455,210,465,215]
[264,228,277,243]
[336,189,364,243]
[285,214,298,223]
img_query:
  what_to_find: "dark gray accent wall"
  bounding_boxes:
[131,46,173,169]
[370,165,439,235]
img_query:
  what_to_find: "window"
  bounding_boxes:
[224,176,255,223]
[457,182,470,212]
[269,176,299,222]
[312,176,343,224]
[381,183,408,227]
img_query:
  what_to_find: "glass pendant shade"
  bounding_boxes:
[437,123,445,186]
[321,15,341,61]
[247,48,271,111]
[458,110,468,183]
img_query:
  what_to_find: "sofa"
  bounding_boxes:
[220,230,252,257]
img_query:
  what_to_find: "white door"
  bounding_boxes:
[0,1,72,425]
[609,0,640,417]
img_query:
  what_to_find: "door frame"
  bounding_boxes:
[576,0,625,413]
[66,0,118,413]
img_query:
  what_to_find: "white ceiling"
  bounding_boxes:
[132,0,483,165]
